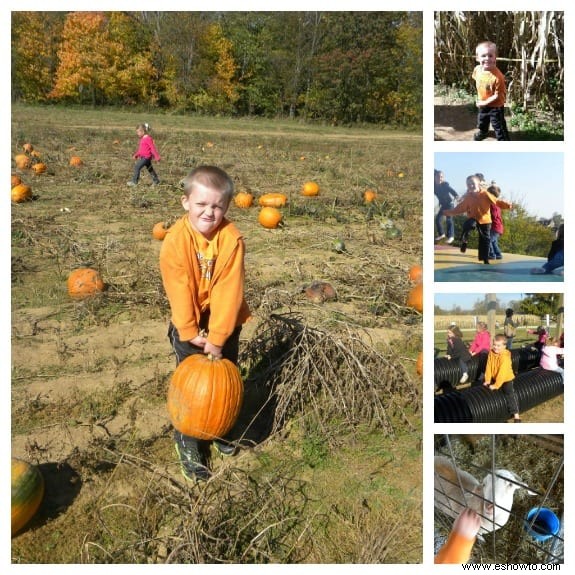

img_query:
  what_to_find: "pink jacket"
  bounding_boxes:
[469,330,491,355]
[134,134,160,161]
[539,345,564,371]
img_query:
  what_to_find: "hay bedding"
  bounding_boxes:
[239,313,421,440]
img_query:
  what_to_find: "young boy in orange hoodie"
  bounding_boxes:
[160,165,251,481]
[443,174,512,265]
[482,334,521,422]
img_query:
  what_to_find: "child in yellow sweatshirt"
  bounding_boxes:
[483,334,521,422]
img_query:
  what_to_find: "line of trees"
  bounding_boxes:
[11,11,423,126]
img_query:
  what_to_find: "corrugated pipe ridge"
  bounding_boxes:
[434,368,563,423]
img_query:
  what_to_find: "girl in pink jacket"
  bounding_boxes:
[469,321,491,356]
[127,122,161,186]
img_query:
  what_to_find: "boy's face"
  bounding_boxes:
[182,182,229,240]
[476,45,497,71]
[435,172,444,184]
[491,339,506,354]
[466,177,481,193]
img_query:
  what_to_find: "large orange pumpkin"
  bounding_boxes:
[167,353,244,440]
[152,221,170,240]
[67,268,105,299]
[12,458,44,536]
[234,192,254,209]
[258,193,287,208]
[301,181,320,197]
[69,156,83,167]
[258,207,283,229]
[15,154,31,170]
[406,281,423,312]
[11,183,32,203]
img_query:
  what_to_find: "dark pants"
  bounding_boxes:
[461,218,477,243]
[499,380,519,417]
[168,320,242,456]
[476,223,492,263]
[477,106,510,141]
[132,157,160,184]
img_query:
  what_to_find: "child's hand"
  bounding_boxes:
[189,334,207,349]
[453,508,481,540]
[204,341,223,359]
[446,355,451,360]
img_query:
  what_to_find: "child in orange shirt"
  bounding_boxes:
[482,334,521,422]
[160,165,252,481]
[444,174,512,264]
[473,41,510,141]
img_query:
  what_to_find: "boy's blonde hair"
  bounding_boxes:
[493,333,507,344]
[182,165,234,204]
[476,41,497,56]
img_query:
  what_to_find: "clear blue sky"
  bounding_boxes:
[434,152,564,220]
[434,293,525,310]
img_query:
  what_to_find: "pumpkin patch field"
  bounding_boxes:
[11,104,422,563]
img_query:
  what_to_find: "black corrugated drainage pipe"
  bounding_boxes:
[434,368,563,423]
[434,348,541,392]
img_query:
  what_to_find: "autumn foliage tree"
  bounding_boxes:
[49,12,158,106]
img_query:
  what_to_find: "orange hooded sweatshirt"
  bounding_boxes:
[444,189,511,225]
[484,348,515,389]
[159,215,251,347]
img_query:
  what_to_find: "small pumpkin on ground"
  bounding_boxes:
[364,189,377,203]
[406,281,423,313]
[301,181,320,197]
[167,353,244,440]
[22,143,34,154]
[234,192,254,209]
[32,162,47,175]
[11,458,44,536]
[303,281,337,303]
[152,221,170,240]
[258,206,283,229]
[258,192,287,208]
[11,174,22,187]
[11,183,32,203]
[67,268,105,299]
[69,156,83,167]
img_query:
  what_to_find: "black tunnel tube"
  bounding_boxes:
[434,368,564,423]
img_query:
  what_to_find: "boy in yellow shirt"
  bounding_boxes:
[483,334,521,422]
[160,165,251,480]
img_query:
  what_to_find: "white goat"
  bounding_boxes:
[434,455,536,534]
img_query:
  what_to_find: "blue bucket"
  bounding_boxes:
[524,507,560,542]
